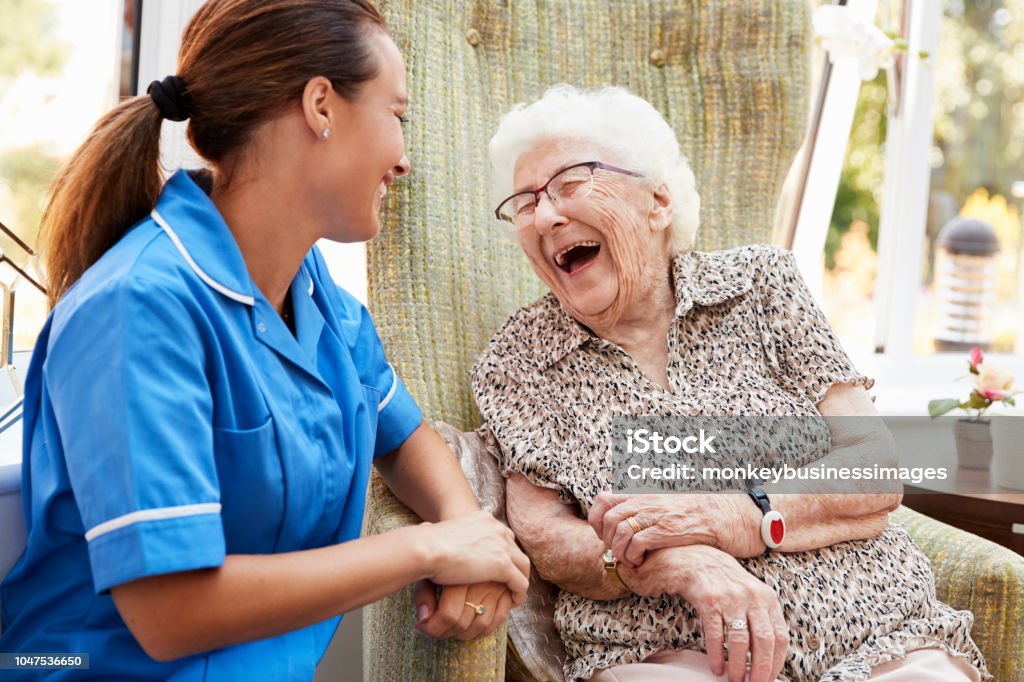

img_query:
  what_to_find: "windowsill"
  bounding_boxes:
[859,352,1024,416]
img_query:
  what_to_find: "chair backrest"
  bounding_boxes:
[369,0,811,431]
[363,3,811,678]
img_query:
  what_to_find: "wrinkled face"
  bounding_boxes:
[325,30,410,242]
[512,139,672,323]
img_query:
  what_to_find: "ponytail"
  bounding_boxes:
[40,97,164,308]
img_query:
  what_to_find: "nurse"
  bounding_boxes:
[0,0,529,679]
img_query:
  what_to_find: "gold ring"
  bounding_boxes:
[465,601,486,615]
[626,516,642,534]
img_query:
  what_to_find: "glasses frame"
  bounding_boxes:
[494,161,643,224]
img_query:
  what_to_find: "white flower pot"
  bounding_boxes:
[953,419,992,469]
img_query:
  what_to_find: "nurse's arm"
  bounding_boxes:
[373,421,481,521]
[111,507,526,662]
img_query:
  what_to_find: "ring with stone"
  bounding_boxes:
[728,617,748,631]
[465,601,486,615]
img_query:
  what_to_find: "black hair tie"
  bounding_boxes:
[147,75,191,122]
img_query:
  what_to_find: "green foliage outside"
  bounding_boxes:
[0,0,67,249]
[0,0,66,77]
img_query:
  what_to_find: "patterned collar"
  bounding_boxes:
[537,248,756,373]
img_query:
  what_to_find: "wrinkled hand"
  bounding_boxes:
[588,492,763,567]
[423,510,530,603]
[618,546,788,682]
[412,580,514,640]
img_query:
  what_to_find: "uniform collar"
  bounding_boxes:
[150,169,256,305]
[530,250,754,374]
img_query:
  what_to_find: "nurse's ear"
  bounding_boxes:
[301,76,335,141]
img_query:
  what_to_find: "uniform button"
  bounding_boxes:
[257,322,267,333]
[465,28,481,46]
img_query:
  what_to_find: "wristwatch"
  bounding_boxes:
[602,549,629,591]
[746,476,786,550]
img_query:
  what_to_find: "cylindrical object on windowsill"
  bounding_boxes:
[933,217,1000,352]
[990,407,1024,490]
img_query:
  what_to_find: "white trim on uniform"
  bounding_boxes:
[152,209,256,306]
[84,502,222,542]
[377,364,399,413]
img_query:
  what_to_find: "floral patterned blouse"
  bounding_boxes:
[472,246,988,682]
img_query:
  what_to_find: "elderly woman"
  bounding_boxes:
[472,86,988,682]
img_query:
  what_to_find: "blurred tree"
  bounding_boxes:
[0,0,66,77]
[0,0,69,255]
[0,147,60,249]
[826,73,887,269]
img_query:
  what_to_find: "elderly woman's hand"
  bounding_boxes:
[618,546,789,682]
[589,492,764,567]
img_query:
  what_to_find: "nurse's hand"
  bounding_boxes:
[421,510,530,602]
[412,580,514,640]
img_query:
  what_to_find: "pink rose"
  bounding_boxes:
[975,363,1014,402]
[969,347,984,372]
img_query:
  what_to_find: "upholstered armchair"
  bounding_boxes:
[362,1,1024,680]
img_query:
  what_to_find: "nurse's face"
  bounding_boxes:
[323,30,410,242]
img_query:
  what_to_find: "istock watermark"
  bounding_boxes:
[607,416,990,494]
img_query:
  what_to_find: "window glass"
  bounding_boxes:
[0,0,130,351]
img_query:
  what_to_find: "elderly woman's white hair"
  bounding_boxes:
[488,84,701,254]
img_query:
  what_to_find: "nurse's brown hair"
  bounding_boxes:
[39,0,386,308]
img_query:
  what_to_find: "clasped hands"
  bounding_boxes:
[590,492,789,682]
[589,491,767,566]
[412,579,516,641]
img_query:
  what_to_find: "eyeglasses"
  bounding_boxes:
[494,161,643,226]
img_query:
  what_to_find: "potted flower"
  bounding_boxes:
[928,347,1019,469]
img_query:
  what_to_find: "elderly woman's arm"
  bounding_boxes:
[506,472,625,601]
[592,383,901,564]
[507,473,789,682]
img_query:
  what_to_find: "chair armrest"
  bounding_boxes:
[891,505,1024,681]
[362,471,508,681]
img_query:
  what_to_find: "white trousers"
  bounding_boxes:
[589,647,981,681]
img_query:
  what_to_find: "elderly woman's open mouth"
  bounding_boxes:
[554,240,601,275]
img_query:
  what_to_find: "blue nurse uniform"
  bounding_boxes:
[0,169,423,680]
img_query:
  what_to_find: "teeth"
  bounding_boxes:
[554,241,600,267]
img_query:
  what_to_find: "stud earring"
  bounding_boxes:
[321,128,331,139]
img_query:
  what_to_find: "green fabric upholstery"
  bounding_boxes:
[891,506,1024,682]
[361,1,1024,680]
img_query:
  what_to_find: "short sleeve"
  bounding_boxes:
[333,286,423,457]
[44,278,224,593]
[471,361,575,504]
[755,248,874,404]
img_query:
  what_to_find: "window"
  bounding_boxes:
[0,0,136,354]
[792,0,1024,413]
